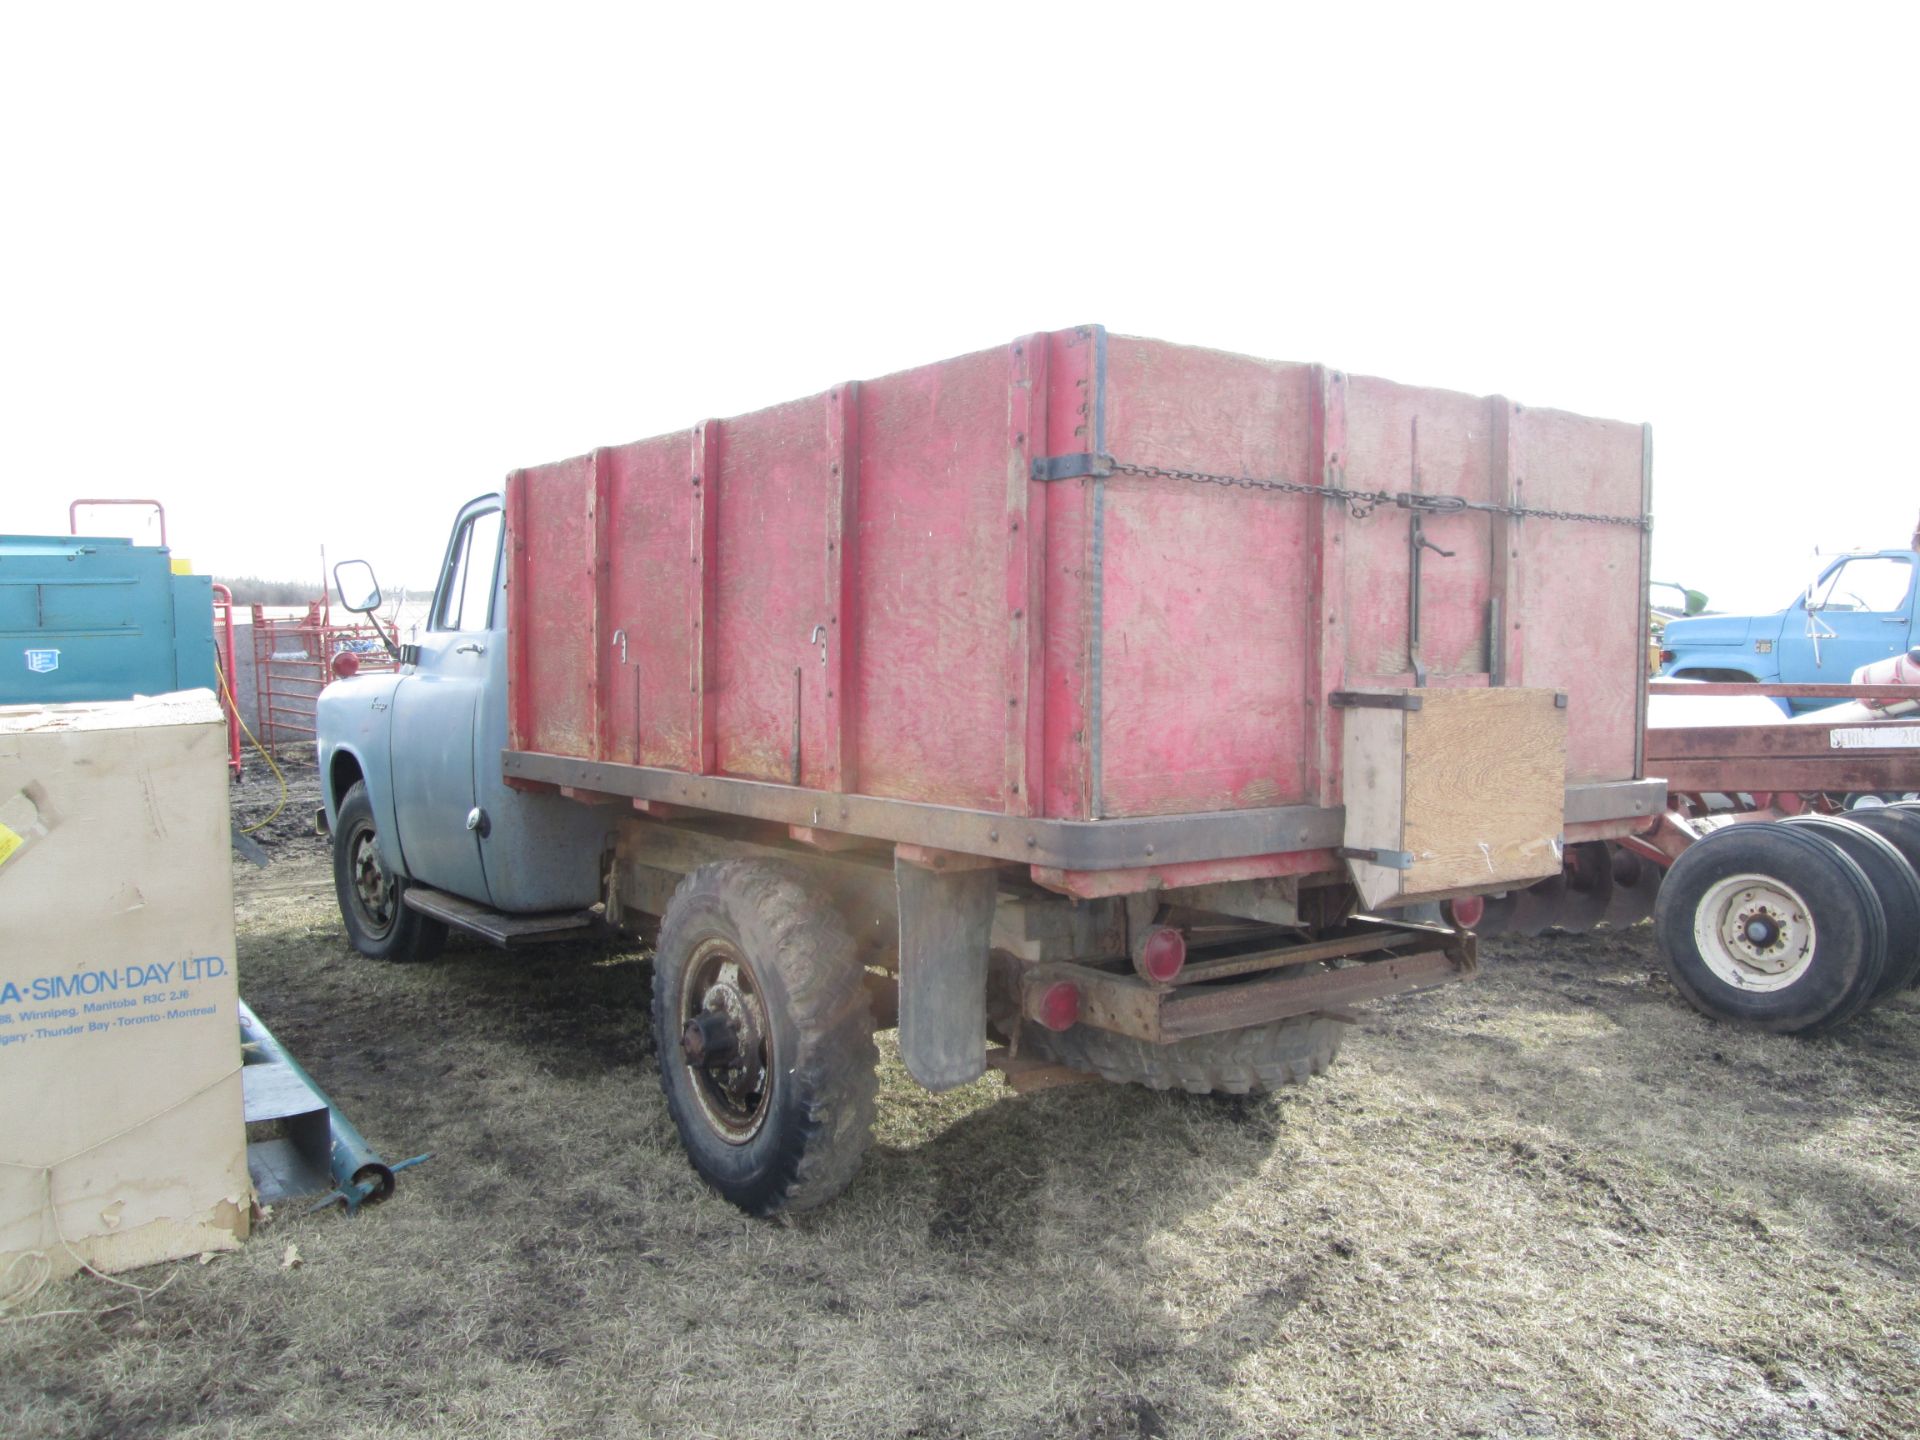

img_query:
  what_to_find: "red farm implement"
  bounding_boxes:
[1485,678,1920,1034]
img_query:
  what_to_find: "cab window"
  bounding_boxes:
[435,508,503,632]
[1808,555,1912,614]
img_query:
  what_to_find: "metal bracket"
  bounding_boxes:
[1329,691,1424,711]
[1554,693,1569,709]
[1031,453,1115,482]
[1337,845,1415,870]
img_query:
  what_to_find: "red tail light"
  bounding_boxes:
[330,651,360,679]
[1036,980,1081,1032]
[1134,926,1187,984]
[1446,894,1486,929]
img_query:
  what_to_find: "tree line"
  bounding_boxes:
[216,576,423,607]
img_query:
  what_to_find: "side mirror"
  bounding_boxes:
[333,559,382,614]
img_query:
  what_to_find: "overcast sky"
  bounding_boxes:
[3,5,1914,616]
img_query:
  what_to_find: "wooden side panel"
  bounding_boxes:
[1305,366,1348,806]
[514,452,597,758]
[1040,328,1098,819]
[1340,377,1496,686]
[852,346,1018,808]
[1006,334,1048,815]
[712,398,833,784]
[1510,407,1646,782]
[1095,338,1316,817]
[508,328,1648,832]
[603,434,695,768]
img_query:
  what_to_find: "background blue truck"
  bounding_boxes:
[1659,546,1919,707]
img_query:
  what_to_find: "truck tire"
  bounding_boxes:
[1838,805,1920,989]
[332,780,447,963]
[1780,814,1920,998]
[1654,823,1885,1033]
[652,861,878,1216]
[1015,1012,1345,1095]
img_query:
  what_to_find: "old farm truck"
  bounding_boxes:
[318,328,1661,1214]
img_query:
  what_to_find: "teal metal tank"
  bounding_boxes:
[0,534,217,704]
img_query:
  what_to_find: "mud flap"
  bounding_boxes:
[894,850,998,1091]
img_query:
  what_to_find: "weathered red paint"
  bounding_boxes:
[506,328,1649,830]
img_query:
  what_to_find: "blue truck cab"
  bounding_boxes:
[1659,548,1919,705]
[316,493,605,956]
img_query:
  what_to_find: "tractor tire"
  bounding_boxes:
[1781,814,1920,997]
[652,860,878,1216]
[332,781,447,963]
[1654,822,1885,1034]
[1015,1012,1345,1095]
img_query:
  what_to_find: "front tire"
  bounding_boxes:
[652,861,878,1216]
[332,781,447,962]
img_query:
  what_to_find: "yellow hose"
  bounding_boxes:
[216,657,289,835]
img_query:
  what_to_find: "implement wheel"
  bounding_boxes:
[1654,823,1885,1033]
[332,781,446,962]
[1837,806,1920,991]
[1781,815,1920,998]
[653,861,878,1216]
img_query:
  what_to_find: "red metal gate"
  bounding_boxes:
[251,602,393,753]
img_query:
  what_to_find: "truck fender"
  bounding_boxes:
[321,740,411,882]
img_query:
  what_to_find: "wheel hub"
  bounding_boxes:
[680,942,771,1144]
[681,1007,740,1065]
[1694,874,1816,991]
[349,827,394,930]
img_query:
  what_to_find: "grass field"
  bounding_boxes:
[4,813,1917,1439]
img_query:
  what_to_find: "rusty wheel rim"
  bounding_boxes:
[348,822,396,937]
[680,937,772,1145]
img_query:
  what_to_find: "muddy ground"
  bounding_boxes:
[3,806,1916,1439]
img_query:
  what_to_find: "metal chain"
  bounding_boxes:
[1107,460,1649,530]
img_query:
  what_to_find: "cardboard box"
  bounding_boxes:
[0,690,248,1289]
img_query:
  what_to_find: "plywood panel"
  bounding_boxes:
[1342,688,1565,906]
[1402,688,1565,893]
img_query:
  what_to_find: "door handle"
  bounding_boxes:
[1882,617,1908,624]
[456,642,488,655]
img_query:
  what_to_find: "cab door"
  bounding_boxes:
[1779,553,1916,684]
[390,498,503,901]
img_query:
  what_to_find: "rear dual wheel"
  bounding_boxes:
[1655,822,1887,1033]
[652,861,878,1216]
[1779,814,1920,996]
[1835,805,1920,992]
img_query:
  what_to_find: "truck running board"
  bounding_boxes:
[402,886,599,947]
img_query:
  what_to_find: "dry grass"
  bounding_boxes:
[4,836,1916,1439]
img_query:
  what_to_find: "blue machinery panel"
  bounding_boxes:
[0,534,216,704]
